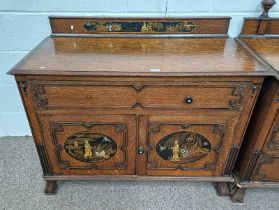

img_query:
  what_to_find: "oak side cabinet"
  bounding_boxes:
[229,8,279,202]
[8,17,270,195]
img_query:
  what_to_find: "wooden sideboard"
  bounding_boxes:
[8,16,271,195]
[229,1,279,202]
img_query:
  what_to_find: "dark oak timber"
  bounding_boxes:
[7,17,272,196]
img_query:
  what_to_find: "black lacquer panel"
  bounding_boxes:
[64,131,117,163]
[83,21,196,33]
[156,131,211,164]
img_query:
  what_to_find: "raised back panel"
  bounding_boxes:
[49,17,230,36]
[240,0,278,36]
[241,18,279,35]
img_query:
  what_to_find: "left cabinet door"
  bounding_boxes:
[39,113,137,176]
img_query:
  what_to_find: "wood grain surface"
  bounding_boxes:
[240,38,279,75]
[49,17,230,35]
[8,37,269,76]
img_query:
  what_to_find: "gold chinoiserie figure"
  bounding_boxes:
[84,140,92,159]
[141,22,152,32]
[171,140,180,161]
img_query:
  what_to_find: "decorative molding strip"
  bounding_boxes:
[223,146,240,176]
[243,151,261,181]
[36,144,53,176]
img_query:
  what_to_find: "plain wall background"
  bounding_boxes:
[0,0,278,136]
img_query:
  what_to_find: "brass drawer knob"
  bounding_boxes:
[138,147,144,154]
[185,96,193,104]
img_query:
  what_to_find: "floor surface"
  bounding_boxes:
[0,136,278,210]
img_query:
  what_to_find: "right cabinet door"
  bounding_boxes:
[138,114,238,177]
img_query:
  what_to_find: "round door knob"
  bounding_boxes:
[138,147,144,154]
[185,96,193,104]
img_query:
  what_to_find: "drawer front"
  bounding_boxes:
[38,114,136,175]
[137,114,238,177]
[28,81,253,111]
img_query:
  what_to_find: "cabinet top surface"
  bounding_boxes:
[8,36,269,76]
[240,37,279,74]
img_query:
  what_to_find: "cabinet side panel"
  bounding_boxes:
[236,77,279,180]
[15,76,53,175]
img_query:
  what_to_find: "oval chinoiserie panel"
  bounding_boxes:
[156,131,211,164]
[64,132,117,163]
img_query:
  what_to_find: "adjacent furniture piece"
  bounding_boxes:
[230,0,279,203]
[8,16,270,195]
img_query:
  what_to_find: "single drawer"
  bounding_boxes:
[28,81,252,111]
